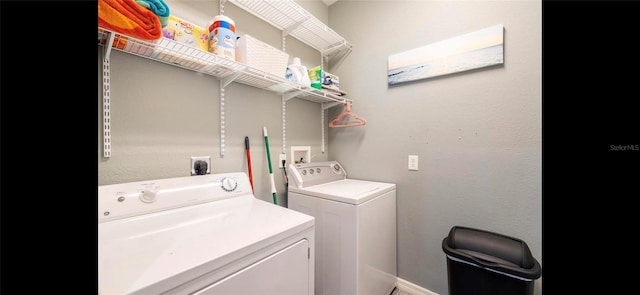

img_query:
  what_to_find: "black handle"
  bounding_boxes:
[245,136,250,150]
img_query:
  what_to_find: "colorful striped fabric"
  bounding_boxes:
[98,0,162,40]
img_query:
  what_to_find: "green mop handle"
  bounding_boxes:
[263,127,277,205]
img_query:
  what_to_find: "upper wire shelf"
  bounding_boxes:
[227,0,352,66]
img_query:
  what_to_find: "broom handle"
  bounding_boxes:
[245,136,254,193]
[263,127,277,205]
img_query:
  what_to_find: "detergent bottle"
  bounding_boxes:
[285,57,311,88]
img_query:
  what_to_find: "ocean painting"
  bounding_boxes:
[388,24,504,85]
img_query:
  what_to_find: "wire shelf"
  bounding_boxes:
[228,0,352,63]
[98,27,348,103]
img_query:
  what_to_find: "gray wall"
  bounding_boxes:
[97,0,330,208]
[98,0,541,294]
[328,1,542,295]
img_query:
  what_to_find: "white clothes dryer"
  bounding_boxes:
[287,161,397,295]
[98,172,315,295]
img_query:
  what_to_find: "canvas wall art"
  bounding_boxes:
[388,24,504,85]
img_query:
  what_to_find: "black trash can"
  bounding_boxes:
[442,226,541,295]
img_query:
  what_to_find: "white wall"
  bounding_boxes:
[328,1,542,294]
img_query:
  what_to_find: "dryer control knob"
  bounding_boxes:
[221,177,238,192]
[139,190,158,203]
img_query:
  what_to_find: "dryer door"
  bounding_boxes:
[194,239,310,295]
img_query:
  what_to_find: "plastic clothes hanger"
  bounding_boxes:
[329,100,367,128]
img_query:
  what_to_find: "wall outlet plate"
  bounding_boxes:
[191,156,211,175]
[408,155,419,171]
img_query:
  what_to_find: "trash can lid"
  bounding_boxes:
[442,226,542,280]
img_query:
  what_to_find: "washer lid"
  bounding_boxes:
[98,195,314,295]
[289,179,396,205]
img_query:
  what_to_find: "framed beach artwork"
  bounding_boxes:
[388,24,504,85]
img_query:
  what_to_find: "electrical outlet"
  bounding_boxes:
[278,153,286,168]
[191,156,211,175]
[408,155,419,171]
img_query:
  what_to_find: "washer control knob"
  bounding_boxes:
[221,177,238,192]
[139,189,158,203]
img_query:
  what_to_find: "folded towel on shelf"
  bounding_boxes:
[98,0,162,40]
[135,0,170,28]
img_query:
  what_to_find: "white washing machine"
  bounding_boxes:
[287,161,397,295]
[98,172,315,295]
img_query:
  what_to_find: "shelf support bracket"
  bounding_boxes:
[323,101,342,110]
[104,32,115,61]
[102,45,112,158]
[282,94,287,157]
[284,89,304,101]
[321,103,326,154]
[282,31,287,52]
[221,71,243,88]
[220,80,226,157]
[220,0,227,15]
[320,100,347,154]
[283,19,306,37]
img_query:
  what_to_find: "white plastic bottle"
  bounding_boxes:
[208,15,236,60]
[285,57,311,88]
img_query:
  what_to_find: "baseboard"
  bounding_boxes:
[396,277,439,295]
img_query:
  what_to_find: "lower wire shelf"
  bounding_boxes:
[98,27,348,104]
